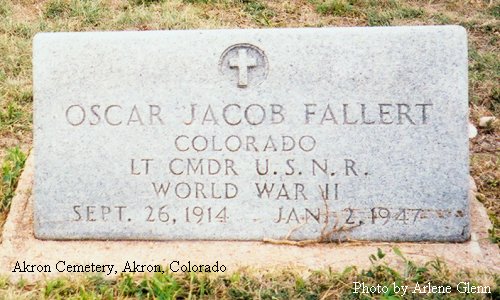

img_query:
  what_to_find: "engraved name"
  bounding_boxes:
[64,102,433,126]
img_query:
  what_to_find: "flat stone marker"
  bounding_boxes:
[33,26,469,241]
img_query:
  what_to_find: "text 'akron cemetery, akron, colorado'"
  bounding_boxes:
[33,26,469,241]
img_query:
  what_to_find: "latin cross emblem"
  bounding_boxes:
[219,43,269,88]
[229,49,257,87]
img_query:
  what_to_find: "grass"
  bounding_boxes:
[0,0,497,296]
[243,1,276,26]
[0,248,498,299]
[0,146,26,230]
[469,48,500,113]
[313,0,425,25]
[471,152,499,244]
[0,146,25,208]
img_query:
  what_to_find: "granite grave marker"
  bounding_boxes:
[33,26,469,241]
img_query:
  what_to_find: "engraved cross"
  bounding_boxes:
[229,49,257,87]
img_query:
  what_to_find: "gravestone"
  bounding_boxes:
[33,26,469,241]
